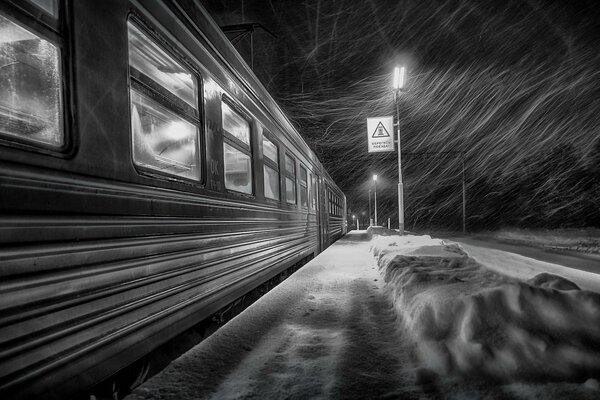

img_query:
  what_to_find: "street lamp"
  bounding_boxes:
[368,189,372,226]
[393,66,406,234]
[373,174,378,226]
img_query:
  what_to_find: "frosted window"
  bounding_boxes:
[264,165,279,200]
[224,142,252,194]
[222,102,250,146]
[263,135,278,164]
[30,0,58,17]
[0,14,63,147]
[128,22,197,108]
[286,177,296,204]
[131,90,199,179]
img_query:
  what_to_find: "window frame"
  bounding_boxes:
[221,96,254,196]
[284,153,297,205]
[127,15,203,184]
[262,132,280,201]
[0,0,71,156]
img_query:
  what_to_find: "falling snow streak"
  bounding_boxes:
[206,0,600,230]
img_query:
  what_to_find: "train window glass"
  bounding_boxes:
[224,142,252,194]
[263,135,277,164]
[128,22,197,109]
[221,100,252,194]
[222,102,250,146]
[262,135,279,200]
[29,0,59,17]
[299,165,308,208]
[131,90,199,179]
[285,154,296,204]
[0,13,63,147]
[264,165,279,200]
[311,175,317,209]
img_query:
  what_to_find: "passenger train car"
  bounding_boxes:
[0,0,347,398]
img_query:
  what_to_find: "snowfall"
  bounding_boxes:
[126,230,600,400]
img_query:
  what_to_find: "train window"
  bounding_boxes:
[311,175,318,209]
[263,135,279,200]
[285,154,296,204]
[128,23,197,109]
[299,165,308,208]
[0,13,64,148]
[30,0,59,17]
[128,19,201,181]
[222,101,252,194]
[222,102,249,146]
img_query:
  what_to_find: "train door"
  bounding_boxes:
[319,179,329,250]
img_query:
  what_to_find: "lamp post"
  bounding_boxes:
[393,66,406,234]
[368,189,372,227]
[373,174,378,226]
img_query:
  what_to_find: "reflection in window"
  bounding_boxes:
[285,177,296,204]
[299,165,308,207]
[128,19,201,181]
[263,135,279,200]
[222,102,250,145]
[0,14,63,146]
[128,22,196,108]
[131,91,199,179]
[224,142,252,194]
[263,135,278,164]
[264,165,279,200]
[285,154,296,205]
[311,175,318,209]
[30,0,59,17]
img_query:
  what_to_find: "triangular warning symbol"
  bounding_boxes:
[372,121,390,138]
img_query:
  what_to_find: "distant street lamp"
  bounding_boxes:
[373,174,378,226]
[393,66,406,234]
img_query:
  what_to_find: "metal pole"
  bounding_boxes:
[368,189,372,227]
[396,90,404,234]
[374,180,378,226]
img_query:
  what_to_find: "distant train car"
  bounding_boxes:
[0,0,346,398]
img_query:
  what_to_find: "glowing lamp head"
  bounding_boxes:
[393,66,406,90]
[373,174,378,181]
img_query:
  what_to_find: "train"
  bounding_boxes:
[0,0,347,398]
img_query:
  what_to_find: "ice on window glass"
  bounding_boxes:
[264,165,279,200]
[0,14,63,146]
[222,102,250,146]
[224,142,252,194]
[30,0,59,17]
[131,90,199,179]
[128,22,197,109]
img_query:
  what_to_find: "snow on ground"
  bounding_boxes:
[127,231,600,400]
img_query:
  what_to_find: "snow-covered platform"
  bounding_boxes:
[126,231,600,400]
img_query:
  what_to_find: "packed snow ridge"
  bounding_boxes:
[372,235,600,384]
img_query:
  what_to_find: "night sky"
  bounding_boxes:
[203,0,600,231]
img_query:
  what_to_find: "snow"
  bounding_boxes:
[126,231,600,400]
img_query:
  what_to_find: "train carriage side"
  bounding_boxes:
[0,0,343,398]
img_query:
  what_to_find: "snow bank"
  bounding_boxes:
[373,235,600,383]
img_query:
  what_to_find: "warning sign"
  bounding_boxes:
[367,116,394,153]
